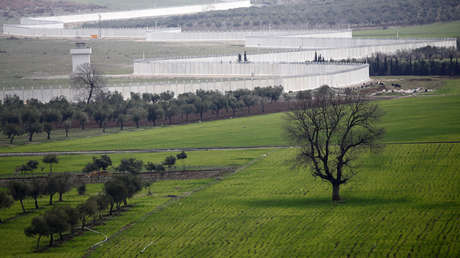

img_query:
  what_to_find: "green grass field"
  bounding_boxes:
[2,79,459,153]
[1,79,459,256]
[90,144,460,257]
[0,149,269,176]
[353,20,460,38]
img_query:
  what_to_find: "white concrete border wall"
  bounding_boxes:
[245,37,457,60]
[152,38,456,63]
[145,30,352,42]
[246,37,455,49]
[0,63,369,103]
[283,31,352,38]
[133,62,361,77]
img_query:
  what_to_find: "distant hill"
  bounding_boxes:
[0,0,104,19]
[85,0,460,30]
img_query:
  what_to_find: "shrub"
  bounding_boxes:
[163,155,176,168]
[145,162,156,172]
[117,158,143,174]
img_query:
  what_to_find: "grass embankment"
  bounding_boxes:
[91,144,460,257]
[353,20,460,38]
[378,79,460,142]
[0,178,214,257]
[0,149,269,176]
[1,79,459,153]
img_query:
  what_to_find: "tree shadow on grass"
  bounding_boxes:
[244,196,409,209]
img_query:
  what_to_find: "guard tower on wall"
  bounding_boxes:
[70,42,92,73]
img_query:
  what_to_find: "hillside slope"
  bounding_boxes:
[88,0,460,30]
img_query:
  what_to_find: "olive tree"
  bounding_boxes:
[55,174,74,202]
[43,154,59,174]
[41,109,61,140]
[45,176,59,205]
[24,216,49,249]
[22,107,42,142]
[8,181,29,213]
[163,155,176,168]
[117,158,143,174]
[0,191,14,223]
[28,178,45,209]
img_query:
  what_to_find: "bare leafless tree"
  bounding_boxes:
[71,63,105,104]
[284,88,385,201]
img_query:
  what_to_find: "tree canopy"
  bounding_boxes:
[284,87,385,201]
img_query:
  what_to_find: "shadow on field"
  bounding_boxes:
[416,201,458,209]
[244,197,409,208]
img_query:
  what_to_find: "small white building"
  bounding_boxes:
[70,42,92,73]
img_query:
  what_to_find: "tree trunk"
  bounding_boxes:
[29,132,34,142]
[136,121,140,128]
[332,183,341,201]
[9,136,14,144]
[59,232,63,240]
[36,235,41,249]
[81,217,86,231]
[34,198,39,209]
[49,193,54,205]
[19,199,26,213]
[59,192,63,202]
[109,203,114,215]
[120,121,124,130]
[47,131,51,140]
[49,234,54,247]
[87,85,94,105]
[65,129,69,137]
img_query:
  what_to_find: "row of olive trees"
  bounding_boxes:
[0,95,75,144]
[16,154,58,175]
[0,86,283,143]
[82,152,187,174]
[24,174,143,249]
[1,173,75,219]
[81,85,284,132]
